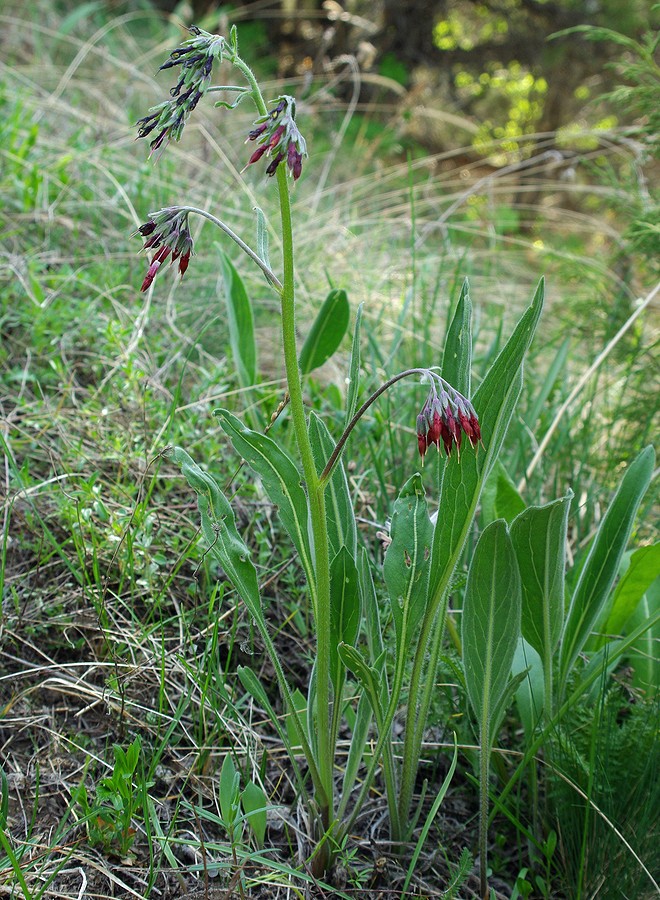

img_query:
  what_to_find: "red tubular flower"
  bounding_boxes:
[416,413,429,461]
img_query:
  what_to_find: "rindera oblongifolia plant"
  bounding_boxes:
[133,24,549,878]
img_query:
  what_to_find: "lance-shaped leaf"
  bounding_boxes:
[299,288,350,375]
[338,644,385,730]
[359,546,385,668]
[345,302,363,428]
[481,461,527,526]
[442,277,472,397]
[309,412,357,559]
[626,580,659,695]
[513,637,545,739]
[510,492,572,660]
[219,250,257,388]
[462,519,522,746]
[171,447,262,626]
[428,280,544,613]
[595,543,660,646]
[384,474,433,656]
[253,206,271,273]
[214,410,315,599]
[560,445,655,690]
[329,546,361,697]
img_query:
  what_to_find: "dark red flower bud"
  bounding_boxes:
[179,251,191,277]
[138,220,157,237]
[268,124,286,150]
[247,122,268,141]
[248,144,269,165]
[427,408,442,449]
[288,142,303,179]
[416,413,428,460]
[439,419,453,457]
[266,151,285,176]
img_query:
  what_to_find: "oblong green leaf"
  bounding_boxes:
[462,519,522,746]
[254,206,271,272]
[299,288,350,375]
[596,543,660,644]
[170,447,262,625]
[214,410,315,601]
[626,580,659,695]
[219,251,257,388]
[512,637,545,739]
[384,473,433,656]
[510,492,573,659]
[329,546,361,698]
[481,461,527,526]
[309,412,357,559]
[241,781,267,847]
[428,279,544,612]
[560,445,655,688]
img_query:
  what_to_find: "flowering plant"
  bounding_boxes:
[132,23,550,883]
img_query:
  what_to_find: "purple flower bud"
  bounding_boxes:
[287,142,303,179]
[247,123,268,141]
[248,144,269,165]
[265,151,285,176]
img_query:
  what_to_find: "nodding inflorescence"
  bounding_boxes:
[135,208,194,292]
[416,374,481,461]
[135,26,226,157]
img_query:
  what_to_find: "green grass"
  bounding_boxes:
[1,2,658,897]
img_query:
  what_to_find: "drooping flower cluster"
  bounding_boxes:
[136,208,194,292]
[244,96,308,180]
[416,376,481,461]
[135,26,225,157]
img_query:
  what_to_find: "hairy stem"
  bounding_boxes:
[319,367,434,485]
[175,206,282,290]
[275,163,334,838]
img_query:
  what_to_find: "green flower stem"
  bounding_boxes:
[478,723,490,900]
[175,206,282,290]
[232,52,334,832]
[274,163,334,832]
[319,368,433,486]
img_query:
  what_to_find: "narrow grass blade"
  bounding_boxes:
[219,250,257,388]
[560,445,655,690]
[299,288,350,375]
[403,735,458,895]
[345,302,363,427]
[254,206,271,272]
